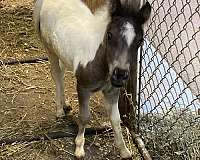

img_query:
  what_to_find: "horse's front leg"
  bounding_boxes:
[103,88,132,159]
[75,85,91,159]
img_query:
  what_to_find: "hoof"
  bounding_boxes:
[75,149,85,159]
[56,109,66,118]
[74,157,84,160]
[122,158,132,160]
[56,103,72,118]
[120,148,132,159]
[63,103,72,115]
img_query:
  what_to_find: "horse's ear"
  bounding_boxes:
[110,0,122,17]
[137,2,151,24]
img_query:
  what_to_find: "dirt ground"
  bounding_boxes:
[0,0,140,160]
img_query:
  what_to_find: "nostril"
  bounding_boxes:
[123,71,129,80]
[113,68,119,76]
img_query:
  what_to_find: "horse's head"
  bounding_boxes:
[105,0,151,87]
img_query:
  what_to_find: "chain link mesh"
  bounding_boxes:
[137,0,200,159]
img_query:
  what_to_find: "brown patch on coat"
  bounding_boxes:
[75,44,109,92]
[82,0,107,13]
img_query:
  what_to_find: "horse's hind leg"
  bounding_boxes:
[103,89,132,159]
[75,85,91,158]
[58,60,72,114]
[48,52,71,118]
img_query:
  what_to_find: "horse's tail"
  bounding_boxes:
[33,0,43,39]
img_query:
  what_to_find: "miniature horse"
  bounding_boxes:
[33,0,151,158]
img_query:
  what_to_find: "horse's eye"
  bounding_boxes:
[138,38,144,46]
[140,38,144,44]
[107,32,112,41]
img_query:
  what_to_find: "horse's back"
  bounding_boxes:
[39,0,94,37]
[35,0,109,73]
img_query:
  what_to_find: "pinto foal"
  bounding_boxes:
[33,0,151,158]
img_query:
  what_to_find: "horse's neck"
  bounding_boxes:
[76,5,110,84]
[73,5,110,73]
[76,44,109,89]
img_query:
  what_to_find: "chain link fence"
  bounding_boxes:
[1,0,199,159]
[137,0,200,159]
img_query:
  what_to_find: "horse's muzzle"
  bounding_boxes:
[111,68,129,88]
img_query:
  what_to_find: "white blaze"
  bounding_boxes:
[122,22,135,47]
